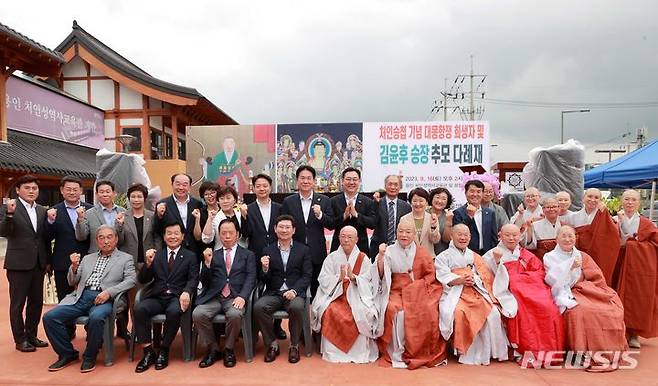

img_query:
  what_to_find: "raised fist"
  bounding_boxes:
[430,213,438,227]
[261,255,270,270]
[70,253,81,267]
[312,204,322,218]
[145,248,157,267]
[76,206,86,222]
[372,191,381,203]
[203,248,213,265]
[115,212,125,225]
[191,209,201,219]
[47,208,57,222]
[378,243,387,256]
[6,199,16,214]
[492,248,503,264]
[466,204,477,218]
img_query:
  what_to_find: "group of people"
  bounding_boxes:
[1,165,656,374]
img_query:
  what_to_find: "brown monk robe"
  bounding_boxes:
[565,251,627,353]
[374,220,447,369]
[615,215,658,339]
[544,226,627,357]
[569,188,621,284]
[574,209,621,285]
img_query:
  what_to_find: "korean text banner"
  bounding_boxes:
[362,121,490,205]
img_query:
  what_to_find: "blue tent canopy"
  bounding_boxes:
[584,139,658,188]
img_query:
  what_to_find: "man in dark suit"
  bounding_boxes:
[330,167,377,253]
[153,173,204,258]
[243,174,280,259]
[193,219,256,368]
[253,215,312,364]
[45,175,94,303]
[43,225,136,373]
[452,179,498,255]
[280,165,334,298]
[133,222,199,372]
[0,174,50,352]
[368,174,411,260]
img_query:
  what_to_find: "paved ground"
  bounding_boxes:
[0,241,655,385]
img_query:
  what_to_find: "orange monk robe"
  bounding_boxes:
[573,209,621,284]
[436,243,509,365]
[615,215,658,338]
[373,241,447,369]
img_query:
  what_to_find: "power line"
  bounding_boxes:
[484,98,658,109]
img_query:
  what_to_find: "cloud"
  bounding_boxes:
[2,0,657,164]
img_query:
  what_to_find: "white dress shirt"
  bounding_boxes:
[18,197,37,231]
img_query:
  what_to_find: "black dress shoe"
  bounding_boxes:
[154,348,169,370]
[80,358,96,373]
[48,354,79,372]
[135,347,156,373]
[264,345,280,363]
[199,349,222,368]
[28,336,49,348]
[288,346,300,364]
[224,348,236,368]
[16,341,36,352]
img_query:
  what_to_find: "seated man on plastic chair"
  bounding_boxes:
[254,214,312,364]
[43,224,136,373]
[133,222,199,372]
[194,219,257,368]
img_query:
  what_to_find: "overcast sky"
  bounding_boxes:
[3,0,657,164]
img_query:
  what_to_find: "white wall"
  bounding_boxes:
[119,85,142,109]
[89,65,103,77]
[104,118,116,151]
[63,80,86,101]
[62,57,86,77]
[120,118,143,126]
[90,79,115,110]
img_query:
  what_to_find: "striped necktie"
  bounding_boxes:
[387,201,396,244]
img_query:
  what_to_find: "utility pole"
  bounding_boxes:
[429,56,486,121]
[456,55,487,121]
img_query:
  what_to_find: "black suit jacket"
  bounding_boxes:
[243,200,281,259]
[196,245,257,305]
[259,242,312,298]
[452,204,498,253]
[45,201,94,271]
[369,198,411,259]
[330,193,377,253]
[280,193,334,266]
[138,247,199,298]
[153,195,204,257]
[0,200,49,271]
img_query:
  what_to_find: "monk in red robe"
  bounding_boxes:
[484,224,564,366]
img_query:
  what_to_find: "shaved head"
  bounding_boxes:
[340,225,358,237]
[499,224,521,250]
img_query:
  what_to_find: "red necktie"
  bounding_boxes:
[168,251,175,272]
